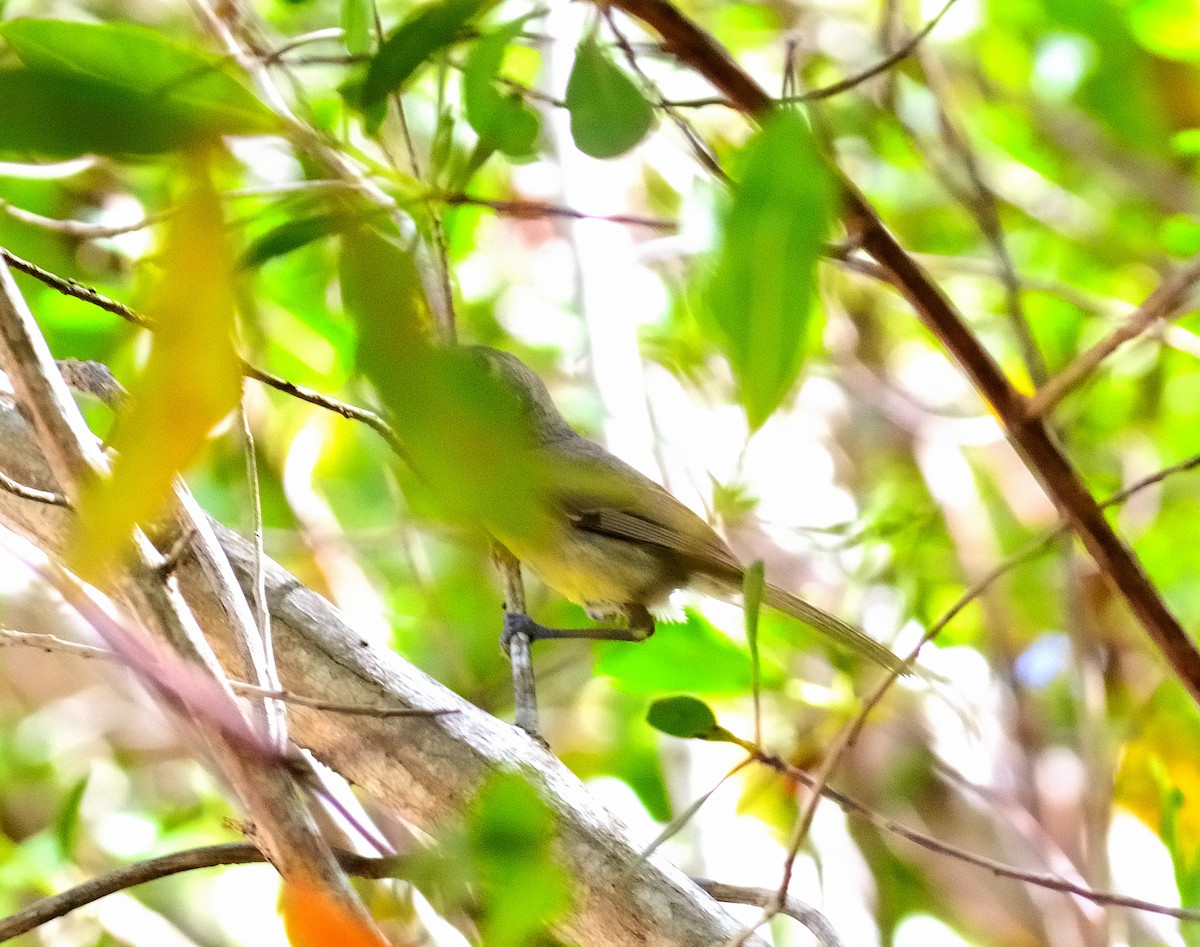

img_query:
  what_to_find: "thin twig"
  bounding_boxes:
[2,248,150,326]
[0,468,69,507]
[1027,255,1200,418]
[0,627,457,718]
[492,542,540,737]
[697,880,846,947]
[0,200,164,240]
[0,252,407,459]
[436,192,676,230]
[239,394,281,740]
[0,841,405,942]
[751,746,1200,924]
[603,8,728,182]
[260,27,346,64]
[913,43,1045,384]
[665,0,958,108]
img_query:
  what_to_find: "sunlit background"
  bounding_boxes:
[3,0,1200,943]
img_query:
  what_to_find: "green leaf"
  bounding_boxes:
[54,774,90,860]
[701,109,835,429]
[463,18,541,158]
[241,213,350,269]
[564,37,655,158]
[646,695,735,741]
[744,559,764,730]
[0,19,276,157]
[342,0,374,56]
[339,233,552,542]
[361,0,485,107]
[467,773,570,947]
[595,609,766,694]
[70,149,244,581]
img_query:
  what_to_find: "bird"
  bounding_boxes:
[466,344,908,675]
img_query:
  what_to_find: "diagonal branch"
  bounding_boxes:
[0,395,765,947]
[601,0,1200,705]
[1027,255,1200,419]
[0,260,382,934]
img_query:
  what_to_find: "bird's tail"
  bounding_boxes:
[761,584,910,675]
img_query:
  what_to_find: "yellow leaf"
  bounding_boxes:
[1115,683,1200,857]
[70,146,242,581]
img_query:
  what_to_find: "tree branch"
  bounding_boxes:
[1027,255,1200,418]
[0,842,404,942]
[0,395,764,947]
[0,260,381,934]
[602,0,1200,705]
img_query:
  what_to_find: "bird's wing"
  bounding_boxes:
[544,439,743,574]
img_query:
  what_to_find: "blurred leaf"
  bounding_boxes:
[700,108,835,429]
[647,695,739,742]
[744,560,764,728]
[70,149,243,580]
[564,37,655,158]
[463,17,541,158]
[467,773,570,946]
[1116,683,1200,869]
[361,0,485,107]
[0,19,275,157]
[53,774,89,860]
[340,234,551,541]
[595,609,766,694]
[342,0,374,56]
[1129,0,1200,59]
[280,879,392,947]
[242,213,350,269]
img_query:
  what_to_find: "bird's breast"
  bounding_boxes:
[494,521,680,611]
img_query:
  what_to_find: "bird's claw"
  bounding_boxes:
[501,611,541,654]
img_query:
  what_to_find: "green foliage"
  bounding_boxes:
[361,0,486,107]
[464,17,542,158]
[699,108,836,429]
[595,609,770,694]
[341,0,374,56]
[646,695,740,743]
[0,19,276,157]
[564,37,656,158]
[8,0,1200,943]
[400,773,570,945]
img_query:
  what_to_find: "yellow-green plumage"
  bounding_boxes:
[472,346,905,673]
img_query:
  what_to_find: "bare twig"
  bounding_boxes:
[239,394,279,724]
[602,8,728,182]
[601,0,1200,705]
[1027,255,1200,418]
[665,0,959,109]
[492,542,540,737]
[0,842,404,942]
[0,627,457,717]
[0,253,407,459]
[0,200,163,240]
[2,248,150,326]
[749,747,1200,924]
[0,468,69,507]
[697,880,846,947]
[436,193,676,230]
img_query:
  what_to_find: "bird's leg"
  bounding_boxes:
[501,604,655,648]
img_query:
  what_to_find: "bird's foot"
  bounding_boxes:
[501,611,544,654]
